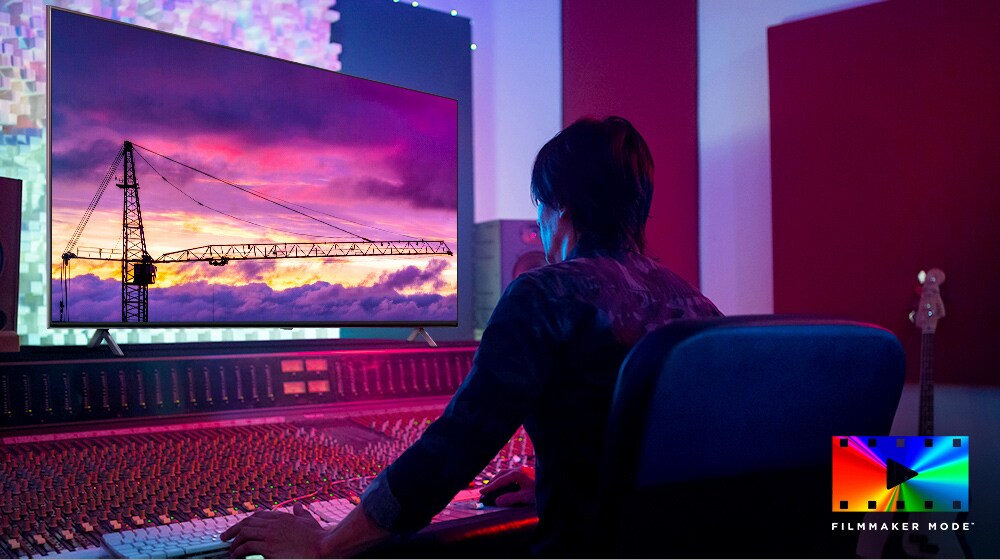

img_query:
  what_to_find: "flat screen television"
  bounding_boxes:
[47,7,458,329]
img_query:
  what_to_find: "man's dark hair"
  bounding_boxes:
[530,116,654,253]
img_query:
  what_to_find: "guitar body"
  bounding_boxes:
[900,513,970,558]
[858,511,968,558]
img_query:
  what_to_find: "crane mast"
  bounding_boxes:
[118,141,156,322]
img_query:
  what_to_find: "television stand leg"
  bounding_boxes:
[88,329,124,357]
[407,327,438,348]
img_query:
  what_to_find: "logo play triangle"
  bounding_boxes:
[886,457,919,490]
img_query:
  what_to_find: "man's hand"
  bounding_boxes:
[222,504,327,559]
[479,466,536,507]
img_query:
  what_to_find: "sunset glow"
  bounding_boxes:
[50,9,458,325]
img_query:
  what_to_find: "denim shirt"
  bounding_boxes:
[360,246,722,556]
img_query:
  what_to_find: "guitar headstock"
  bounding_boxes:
[911,268,946,334]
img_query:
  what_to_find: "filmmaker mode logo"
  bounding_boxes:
[832,436,969,512]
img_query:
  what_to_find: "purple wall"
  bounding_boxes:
[561,0,700,287]
[770,0,1000,386]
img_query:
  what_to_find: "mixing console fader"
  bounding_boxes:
[0,339,538,559]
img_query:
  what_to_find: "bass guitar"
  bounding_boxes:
[899,268,971,558]
[857,268,971,558]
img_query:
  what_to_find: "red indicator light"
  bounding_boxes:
[282,381,306,395]
[280,360,304,373]
[307,379,331,393]
[305,359,329,372]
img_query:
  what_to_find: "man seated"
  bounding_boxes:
[222,116,722,558]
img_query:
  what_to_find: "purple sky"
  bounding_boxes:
[49,9,458,325]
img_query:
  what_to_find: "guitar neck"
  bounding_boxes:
[919,331,935,437]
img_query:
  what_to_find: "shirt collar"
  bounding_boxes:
[567,238,641,260]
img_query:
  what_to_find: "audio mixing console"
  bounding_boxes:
[0,340,537,558]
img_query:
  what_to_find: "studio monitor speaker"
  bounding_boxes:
[473,220,547,333]
[0,177,22,352]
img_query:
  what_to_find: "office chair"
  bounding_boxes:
[597,316,905,558]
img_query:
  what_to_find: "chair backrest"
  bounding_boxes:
[598,316,905,558]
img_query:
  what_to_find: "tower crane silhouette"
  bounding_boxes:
[59,140,453,323]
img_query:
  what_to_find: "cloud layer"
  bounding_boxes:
[56,260,456,324]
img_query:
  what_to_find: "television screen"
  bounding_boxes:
[48,7,458,328]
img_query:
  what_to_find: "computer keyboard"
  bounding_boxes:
[102,510,255,559]
[101,490,494,558]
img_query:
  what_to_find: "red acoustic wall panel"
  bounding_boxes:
[562,0,700,286]
[769,0,1000,385]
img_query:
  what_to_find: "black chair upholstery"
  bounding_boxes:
[597,316,905,558]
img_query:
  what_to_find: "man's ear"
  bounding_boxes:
[557,206,570,219]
